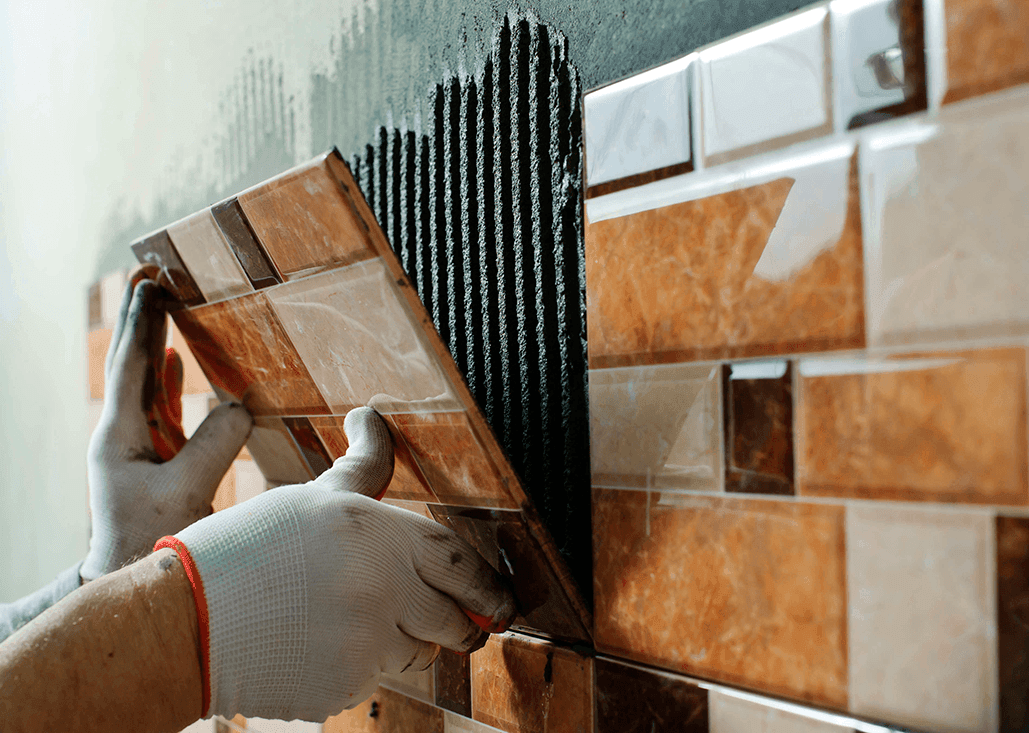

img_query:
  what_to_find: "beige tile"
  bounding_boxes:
[379,663,434,704]
[167,209,252,302]
[709,690,853,733]
[588,363,721,490]
[245,417,312,487]
[847,505,994,732]
[445,711,505,733]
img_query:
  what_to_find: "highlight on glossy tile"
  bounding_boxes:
[592,489,847,707]
[282,416,333,477]
[131,229,206,307]
[861,88,1029,347]
[796,348,1028,505]
[997,516,1029,733]
[709,689,855,733]
[588,362,721,491]
[323,685,444,733]
[211,199,282,290]
[846,504,994,732]
[595,657,707,733]
[246,417,314,486]
[166,209,253,303]
[380,662,434,705]
[941,0,1029,104]
[722,360,793,495]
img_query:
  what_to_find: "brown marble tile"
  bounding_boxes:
[592,490,847,707]
[943,0,1029,104]
[323,686,444,733]
[169,318,211,395]
[585,152,864,368]
[88,328,112,400]
[391,412,517,509]
[434,648,471,717]
[283,416,333,477]
[796,348,1028,505]
[595,657,707,733]
[998,516,1029,733]
[310,415,435,502]
[471,633,593,733]
[246,417,314,485]
[130,230,205,307]
[171,292,329,416]
[428,506,591,643]
[211,198,281,290]
[723,361,794,495]
[238,155,376,280]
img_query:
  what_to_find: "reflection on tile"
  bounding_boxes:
[943,0,1029,104]
[266,259,459,414]
[172,292,329,416]
[234,460,267,503]
[169,319,212,395]
[211,199,282,290]
[212,461,236,513]
[310,415,435,502]
[238,156,375,280]
[699,7,831,163]
[380,662,434,705]
[796,349,1028,505]
[997,516,1029,733]
[471,633,593,733]
[585,146,864,367]
[588,363,721,490]
[584,55,693,187]
[723,361,793,495]
[593,490,847,707]
[131,230,205,307]
[323,686,444,733]
[391,412,516,508]
[88,329,112,400]
[434,649,471,717]
[862,91,1029,345]
[168,209,252,303]
[428,506,591,643]
[246,417,313,486]
[595,657,707,733]
[282,416,332,477]
[847,505,993,732]
[709,690,853,733]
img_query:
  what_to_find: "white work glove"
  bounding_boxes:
[156,407,517,722]
[82,274,253,582]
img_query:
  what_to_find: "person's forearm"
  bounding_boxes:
[0,549,203,732]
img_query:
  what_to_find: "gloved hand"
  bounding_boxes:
[82,274,253,582]
[156,407,517,723]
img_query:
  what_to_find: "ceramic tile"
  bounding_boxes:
[245,417,314,486]
[171,292,329,416]
[470,633,593,733]
[847,505,994,732]
[391,412,516,508]
[444,712,504,733]
[435,649,471,717]
[167,209,253,302]
[88,282,102,329]
[997,516,1029,733]
[594,657,707,733]
[99,269,127,328]
[381,498,435,520]
[233,459,267,503]
[593,490,847,707]
[88,329,112,400]
[796,348,1028,505]
[131,230,205,307]
[211,199,282,290]
[588,363,721,491]
[699,7,832,163]
[282,416,332,477]
[211,461,237,512]
[169,319,212,395]
[585,144,864,367]
[379,663,434,705]
[428,506,591,643]
[709,690,853,733]
[323,686,444,733]
[309,415,435,503]
[943,0,1029,104]
[723,361,794,495]
[238,155,376,280]
[862,90,1029,346]
[584,55,693,188]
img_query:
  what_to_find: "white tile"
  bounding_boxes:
[584,55,693,186]
[710,690,855,732]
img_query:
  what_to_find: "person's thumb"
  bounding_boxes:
[166,402,254,503]
[315,407,394,498]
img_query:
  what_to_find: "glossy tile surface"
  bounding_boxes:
[863,90,1029,346]
[246,417,314,486]
[444,712,504,733]
[323,686,444,733]
[434,649,471,717]
[847,505,994,732]
[169,319,212,395]
[997,516,1029,733]
[131,230,205,307]
[709,690,854,733]
[723,361,793,495]
[796,349,1028,505]
[211,199,282,290]
[584,56,693,187]
[167,209,252,302]
[699,7,831,163]
[943,0,1029,104]
[380,663,434,705]
[88,328,112,400]
[172,292,329,416]
[471,633,592,733]
[588,363,721,491]
[238,156,375,280]
[266,259,459,414]
[593,490,847,706]
[585,146,864,367]
[282,416,332,477]
[595,657,707,733]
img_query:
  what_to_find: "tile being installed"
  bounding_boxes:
[588,363,721,491]
[592,490,847,707]
[166,209,252,303]
[266,258,460,414]
[942,0,1029,104]
[862,89,1029,346]
[698,7,831,164]
[997,516,1029,733]
[584,55,693,188]
[709,690,854,733]
[245,417,314,486]
[722,361,794,495]
[379,662,434,705]
[471,633,592,733]
[585,142,864,367]
[282,417,333,476]
[211,199,282,289]
[434,649,471,718]
[131,230,205,307]
[323,686,444,733]
[797,349,1027,505]
[595,657,707,733]
[847,505,994,732]
[169,319,212,395]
